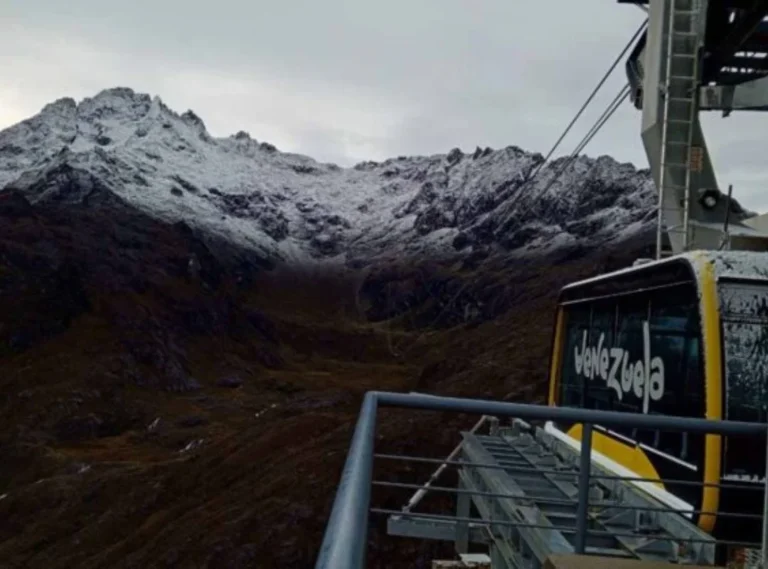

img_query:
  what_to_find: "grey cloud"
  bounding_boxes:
[713,137,768,172]
[2,0,767,212]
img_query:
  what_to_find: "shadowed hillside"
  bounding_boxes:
[0,189,655,568]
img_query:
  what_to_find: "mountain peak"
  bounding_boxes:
[180,109,206,131]
[0,86,661,268]
[88,86,151,105]
[41,97,77,117]
[76,87,154,125]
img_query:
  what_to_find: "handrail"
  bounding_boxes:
[314,393,377,569]
[377,392,765,435]
[314,391,768,569]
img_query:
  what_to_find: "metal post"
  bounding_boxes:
[761,427,768,568]
[314,391,768,567]
[455,474,470,554]
[489,416,499,436]
[574,423,594,555]
[315,393,377,569]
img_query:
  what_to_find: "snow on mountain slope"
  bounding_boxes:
[0,87,659,266]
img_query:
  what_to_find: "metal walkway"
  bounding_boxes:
[315,391,768,569]
[389,420,717,569]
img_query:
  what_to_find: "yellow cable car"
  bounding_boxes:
[546,249,768,553]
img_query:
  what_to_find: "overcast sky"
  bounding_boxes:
[2,0,767,211]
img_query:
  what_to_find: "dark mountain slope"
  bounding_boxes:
[0,188,654,568]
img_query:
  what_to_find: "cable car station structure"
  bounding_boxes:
[623,0,768,257]
[316,2,768,568]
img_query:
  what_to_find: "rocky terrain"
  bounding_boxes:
[0,88,661,267]
[0,87,663,568]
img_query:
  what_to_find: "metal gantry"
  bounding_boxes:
[314,3,768,568]
[314,391,768,569]
[387,420,718,569]
[627,0,768,256]
[656,0,701,258]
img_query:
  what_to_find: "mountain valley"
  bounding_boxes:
[0,87,662,568]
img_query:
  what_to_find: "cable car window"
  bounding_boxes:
[719,281,768,423]
[554,267,706,485]
[584,299,618,411]
[719,280,768,481]
[557,280,705,458]
[646,283,703,460]
[613,293,649,428]
[559,303,591,407]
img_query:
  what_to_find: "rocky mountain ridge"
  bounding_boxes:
[0,87,673,569]
[0,87,660,266]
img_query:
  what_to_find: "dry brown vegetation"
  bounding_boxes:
[0,190,653,568]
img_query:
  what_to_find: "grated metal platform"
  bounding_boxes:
[389,420,717,569]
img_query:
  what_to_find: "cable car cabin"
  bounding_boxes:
[545,250,768,552]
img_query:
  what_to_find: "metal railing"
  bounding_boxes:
[314,391,768,569]
[377,424,766,566]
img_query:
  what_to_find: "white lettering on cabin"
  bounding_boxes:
[574,320,664,414]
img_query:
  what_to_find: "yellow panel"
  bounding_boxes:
[693,253,723,533]
[548,307,566,407]
[566,424,663,488]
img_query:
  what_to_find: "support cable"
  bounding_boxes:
[388,22,642,358]
[520,81,631,223]
[525,19,647,186]
[391,84,631,358]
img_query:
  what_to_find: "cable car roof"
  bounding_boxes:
[560,250,768,295]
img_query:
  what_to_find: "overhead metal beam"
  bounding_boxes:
[712,69,768,86]
[704,2,768,76]
[700,73,768,111]
[621,1,767,11]
[721,55,768,71]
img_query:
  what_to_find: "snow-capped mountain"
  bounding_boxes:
[0,87,659,266]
